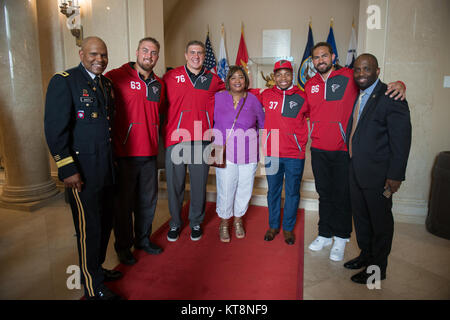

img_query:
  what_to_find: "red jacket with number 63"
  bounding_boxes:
[105,62,165,157]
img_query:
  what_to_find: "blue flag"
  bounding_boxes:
[326,23,339,64]
[298,24,316,90]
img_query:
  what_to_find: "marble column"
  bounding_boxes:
[0,0,59,210]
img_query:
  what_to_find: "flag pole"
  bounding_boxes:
[221,23,224,37]
[330,17,334,27]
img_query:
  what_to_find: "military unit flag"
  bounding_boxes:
[326,20,339,64]
[345,22,357,68]
[217,25,229,81]
[235,25,249,74]
[298,24,316,90]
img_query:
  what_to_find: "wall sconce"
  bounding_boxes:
[58,0,83,47]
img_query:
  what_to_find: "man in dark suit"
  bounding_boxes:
[44,36,122,299]
[344,54,411,284]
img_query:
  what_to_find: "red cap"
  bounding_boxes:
[273,60,293,72]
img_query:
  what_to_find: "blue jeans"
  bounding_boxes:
[265,157,305,231]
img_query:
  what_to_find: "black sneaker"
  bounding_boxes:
[167,226,180,242]
[190,225,202,241]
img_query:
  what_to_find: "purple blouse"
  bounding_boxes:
[213,91,265,164]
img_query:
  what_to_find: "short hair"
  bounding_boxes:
[225,65,249,91]
[311,42,333,56]
[80,36,107,51]
[356,53,379,68]
[185,40,205,53]
[137,37,160,51]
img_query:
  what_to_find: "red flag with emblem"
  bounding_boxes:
[235,25,249,73]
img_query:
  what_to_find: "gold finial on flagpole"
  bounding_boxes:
[352,17,355,28]
[221,23,225,36]
[330,17,334,27]
[207,24,210,35]
[309,16,312,27]
[241,21,244,33]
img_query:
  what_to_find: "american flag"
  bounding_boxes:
[204,33,217,72]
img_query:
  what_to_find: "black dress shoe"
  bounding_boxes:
[344,256,369,270]
[283,230,295,245]
[87,284,123,300]
[264,228,280,241]
[117,249,137,265]
[351,268,386,284]
[102,267,123,282]
[136,242,163,255]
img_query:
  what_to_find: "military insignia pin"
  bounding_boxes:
[77,110,85,119]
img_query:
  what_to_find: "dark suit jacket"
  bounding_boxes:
[346,80,411,189]
[44,63,116,190]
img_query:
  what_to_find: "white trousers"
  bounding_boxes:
[215,160,258,219]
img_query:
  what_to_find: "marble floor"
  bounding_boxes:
[0,194,449,300]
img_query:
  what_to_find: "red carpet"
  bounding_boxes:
[107,202,304,300]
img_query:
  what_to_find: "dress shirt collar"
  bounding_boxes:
[360,78,379,98]
[81,63,98,80]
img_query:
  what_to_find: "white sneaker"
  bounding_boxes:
[308,236,333,251]
[329,236,350,261]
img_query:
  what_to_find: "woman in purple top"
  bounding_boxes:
[213,65,265,242]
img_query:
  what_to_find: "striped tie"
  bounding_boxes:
[349,92,365,158]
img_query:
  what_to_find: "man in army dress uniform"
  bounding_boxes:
[44,36,122,300]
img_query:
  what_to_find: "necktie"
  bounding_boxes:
[94,76,102,90]
[349,92,365,158]
[94,76,106,101]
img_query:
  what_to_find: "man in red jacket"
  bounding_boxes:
[305,42,406,262]
[105,37,165,265]
[259,60,309,245]
[163,40,225,242]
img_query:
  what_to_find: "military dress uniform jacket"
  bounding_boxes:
[44,63,115,190]
[44,63,116,298]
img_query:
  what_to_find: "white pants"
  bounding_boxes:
[215,160,258,219]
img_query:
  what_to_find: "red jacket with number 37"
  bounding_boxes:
[254,85,309,159]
